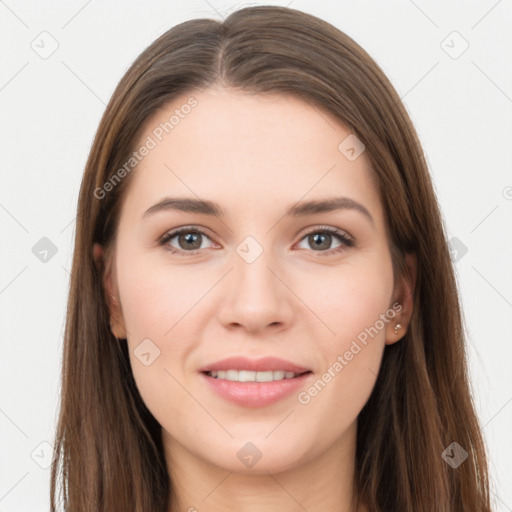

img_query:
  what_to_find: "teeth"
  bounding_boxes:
[207,370,302,382]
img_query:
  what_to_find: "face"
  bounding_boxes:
[96,87,414,476]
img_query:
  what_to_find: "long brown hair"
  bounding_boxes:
[51,5,491,511]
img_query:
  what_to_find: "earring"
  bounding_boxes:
[393,323,402,334]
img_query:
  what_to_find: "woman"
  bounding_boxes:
[51,5,491,511]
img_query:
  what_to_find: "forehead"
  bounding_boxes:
[121,87,384,227]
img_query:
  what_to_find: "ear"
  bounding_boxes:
[93,243,127,339]
[385,252,417,345]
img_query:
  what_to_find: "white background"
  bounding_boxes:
[0,0,511,510]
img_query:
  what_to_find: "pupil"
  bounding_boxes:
[181,233,200,250]
[311,233,330,250]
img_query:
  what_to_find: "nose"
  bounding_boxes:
[216,248,295,335]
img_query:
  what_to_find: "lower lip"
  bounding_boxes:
[200,372,313,408]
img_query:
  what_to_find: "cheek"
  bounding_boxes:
[309,255,394,348]
[115,251,223,427]
[116,251,212,341]
[114,255,180,406]
[299,254,394,409]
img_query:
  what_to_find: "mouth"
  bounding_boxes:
[202,369,312,382]
[198,356,313,407]
[200,370,313,408]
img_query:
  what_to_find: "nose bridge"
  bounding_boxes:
[233,235,280,305]
[217,233,293,332]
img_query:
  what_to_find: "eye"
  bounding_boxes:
[158,225,354,257]
[158,227,215,255]
[295,226,354,256]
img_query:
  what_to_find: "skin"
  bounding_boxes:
[94,87,416,512]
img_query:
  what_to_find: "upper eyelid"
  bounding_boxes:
[299,225,352,239]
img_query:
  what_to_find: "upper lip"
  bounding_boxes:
[199,356,311,374]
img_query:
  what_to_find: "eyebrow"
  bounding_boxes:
[143,196,374,226]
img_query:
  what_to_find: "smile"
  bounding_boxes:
[200,370,313,408]
[205,369,308,382]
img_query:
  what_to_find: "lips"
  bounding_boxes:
[200,370,313,408]
[198,356,311,374]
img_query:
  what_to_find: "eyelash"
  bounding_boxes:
[158,225,355,257]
